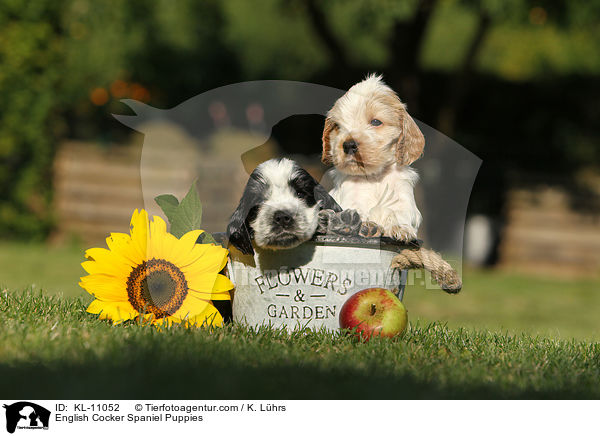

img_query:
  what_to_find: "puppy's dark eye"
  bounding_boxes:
[370,119,382,126]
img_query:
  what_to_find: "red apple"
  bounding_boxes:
[339,288,408,340]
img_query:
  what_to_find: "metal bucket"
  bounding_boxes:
[225,235,411,332]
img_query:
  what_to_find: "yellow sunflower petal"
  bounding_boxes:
[85,246,136,273]
[215,251,229,271]
[86,298,106,314]
[162,229,203,267]
[87,299,138,324]
[108,232,130,242]
[105,233,142,266]
[176,243,212,268]
[188,275,233,301]
[187,270,232,292]
[186,274,219,294]
[146,316,168,328]
[129,209,149,259]
[207,291,231,301]
[212,273,234,292]
[79,274,127,301]
[183,303,223,328]
[181,246,229,276]
[176,229,203,257]
[169,294,212,321]
[159,232,180,263]
[188,288,231,301]
[138,313,158,324]
[84,247,110,262]
[81,260,129,279]
[151,214,167,234]
[147,216,162,259]
[148,225,180,263]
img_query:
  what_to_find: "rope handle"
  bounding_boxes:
[390,247,462,293]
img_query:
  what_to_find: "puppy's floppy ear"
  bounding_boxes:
[293,166,342,212]
[321,116,336,165]
[396,110,425,166]
[313,183,342,212]
[226,172,266,256]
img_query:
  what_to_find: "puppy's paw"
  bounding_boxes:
[327,209,361,235]
[316,209,336,234]
[387,225,418,242]
[359,221,383,238]
[339,209,362,234]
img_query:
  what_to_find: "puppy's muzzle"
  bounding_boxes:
[272,210,295,230]
[343,139,358,155]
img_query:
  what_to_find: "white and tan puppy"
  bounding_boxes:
[322,74,425,241]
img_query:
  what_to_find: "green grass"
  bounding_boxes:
[0,241,85,297]
[2,241,600,398]
[2,291,600,399]
[2,241,599,340]
[404,268,600,341]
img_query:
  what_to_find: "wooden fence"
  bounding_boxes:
[55,141,600,277]
[53,141,248,244]
[498,186,600,277]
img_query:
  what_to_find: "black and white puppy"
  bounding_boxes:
[227,158,342,255]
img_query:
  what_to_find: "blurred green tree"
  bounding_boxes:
[0,0,237,239]
[0,0,65,239]
[0,0,599,239]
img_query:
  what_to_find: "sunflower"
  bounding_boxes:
[80,209,233,327]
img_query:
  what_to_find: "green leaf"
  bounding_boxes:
[170,182,203,238]
[154,194,179,223]
[155,181,217,244]
[197,232,216,245]
[167,181,203,238]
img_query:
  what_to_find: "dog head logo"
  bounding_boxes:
[3,402,50,434]
[113,80,481,268]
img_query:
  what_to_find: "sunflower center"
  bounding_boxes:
[126,258,188,319]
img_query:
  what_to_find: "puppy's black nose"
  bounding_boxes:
[273,210,294,229]
[343,139,358,155]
